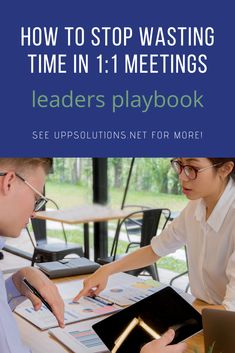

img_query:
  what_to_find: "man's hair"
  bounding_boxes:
[0,158,53,174]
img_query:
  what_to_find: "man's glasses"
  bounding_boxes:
[0,172,48,212]
[170,159,223,180]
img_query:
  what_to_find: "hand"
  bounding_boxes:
[12,267,65,328]
[73,265,110,302]
[140,329,187,353]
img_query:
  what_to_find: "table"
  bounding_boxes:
[14,273,208,353]
[36,204,133,259]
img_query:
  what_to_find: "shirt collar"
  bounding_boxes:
[195,177,235,232]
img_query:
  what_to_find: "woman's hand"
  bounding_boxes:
[73,265,111,302]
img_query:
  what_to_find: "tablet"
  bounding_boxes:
[92,286,202,353]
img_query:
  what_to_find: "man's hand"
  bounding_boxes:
[12,267,65,328]
[140,329,187,353]
[73,266,110,302]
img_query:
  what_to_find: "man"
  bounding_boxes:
[0,158,64,353]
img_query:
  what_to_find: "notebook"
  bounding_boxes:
[37,257,100,278]
[202,308,235,353]
[93,286,202,353]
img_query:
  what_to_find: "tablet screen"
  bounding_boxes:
[92,286,202,353]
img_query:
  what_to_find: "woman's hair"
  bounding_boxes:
[208,158,235,181]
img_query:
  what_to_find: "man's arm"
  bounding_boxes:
[0,276,31,353]
[5,276,27,310]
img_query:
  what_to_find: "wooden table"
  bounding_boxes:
[36,204,132,259]
[185,299,205,353]
[14,273,207,353]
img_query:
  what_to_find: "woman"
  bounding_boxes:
[74,158,235,349]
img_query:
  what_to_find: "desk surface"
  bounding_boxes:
[36,204,132,225]
[14,274,209,353]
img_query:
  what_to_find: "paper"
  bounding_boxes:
[15,297,121,330]
[98,272,194,306]
[100,279,167,306]
[49,318,109,353]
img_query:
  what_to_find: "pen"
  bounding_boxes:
[84,295,114,306]
[22,278,53,313]
[94,296,114,306]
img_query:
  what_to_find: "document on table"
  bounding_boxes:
[99,272,194,306]
[99,275,167,306]
[49,318,109,353]
[15,297,121,330]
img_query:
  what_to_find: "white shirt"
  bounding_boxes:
[151,177,235,310]
[0,238,30,353]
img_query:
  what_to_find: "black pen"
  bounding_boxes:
[22,278,53,313]
[84,295,114,306]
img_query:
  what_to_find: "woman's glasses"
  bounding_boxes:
[170,160,222,180]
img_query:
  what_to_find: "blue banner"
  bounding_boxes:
[1,1,233,156]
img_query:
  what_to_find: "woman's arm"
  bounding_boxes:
[73,245,160,300]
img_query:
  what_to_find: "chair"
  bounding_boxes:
[122,205,148,251]
[30,218,84,266]
[124,205,172,253]
[97,208,171,281]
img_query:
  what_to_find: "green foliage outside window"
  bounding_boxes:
[48,158,182,195]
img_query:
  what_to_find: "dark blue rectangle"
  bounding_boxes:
[1,1,233,156]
